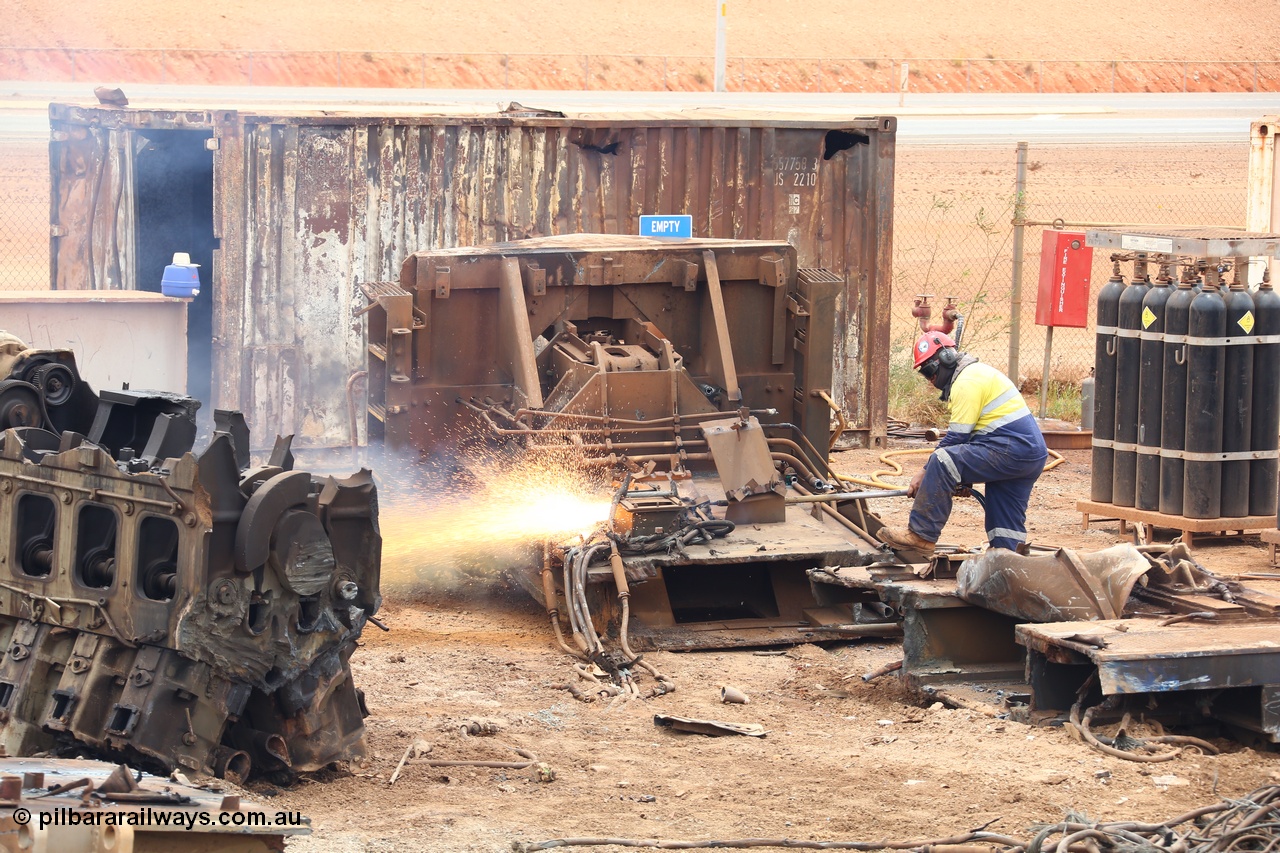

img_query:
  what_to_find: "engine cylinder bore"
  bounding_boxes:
[1111,266,1150,507]
[140,558,178,600]
[1091,266,1126,503]
[1251,274,1280,518]
[1135,270,1171,510]
[1159,276,1196,516]
[1183,283,1227,519]
[21,539,53,577]
[75,504,119,589]
[1220,280,1255,518]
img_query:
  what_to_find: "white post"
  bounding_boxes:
[714,1,728,92]
[898,62,909,106]
[1246,118,1279,286]
[1010,142,1029,381]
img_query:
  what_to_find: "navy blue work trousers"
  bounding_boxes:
[908,426,1047,551]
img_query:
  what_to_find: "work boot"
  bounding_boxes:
[876,526,936,557]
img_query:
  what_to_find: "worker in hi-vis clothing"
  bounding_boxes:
[877,331,1048,557]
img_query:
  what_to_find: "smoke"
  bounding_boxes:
[372,445,615,591]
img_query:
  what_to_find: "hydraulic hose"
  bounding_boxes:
[608,541,631,654]
[561,546,596,655]
[834,446,1064,490]
[541,543,583,659]
[573,543,610,656]
[607,541,673,692]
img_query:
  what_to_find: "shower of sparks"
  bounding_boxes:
[378,451,614,587]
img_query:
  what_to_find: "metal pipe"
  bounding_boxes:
[573,452,715,468]
[1021,218,1250,230]
[789,483,881,547]
[512,407,776,427]
[346,370,368,462]
[541,543,583,660]
[861,659,904,682]
[481,401,837,479]
[1037,325,1054,419]
[413,759,535,770]
[1009,140,1028,380]
[785,489,908,503]
[605,539,668,687]
[769,451,825,486]
[816,390,848,451]
[761,423,840,480]
[765,436,833,480]
[797,623,902,638]
[479,431,820,482]
[608,541,632,653]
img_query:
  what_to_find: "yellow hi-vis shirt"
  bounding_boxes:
[942,361,1031,443]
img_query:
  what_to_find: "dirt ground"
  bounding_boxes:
[264,443,1280,853]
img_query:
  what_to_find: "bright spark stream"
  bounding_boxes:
[378,455,614,587]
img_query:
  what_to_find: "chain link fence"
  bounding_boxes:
[0,136,1252,417]
[0,140,49,291]
[890,141,1250,400]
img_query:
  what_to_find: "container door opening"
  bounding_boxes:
[133,130,215,421]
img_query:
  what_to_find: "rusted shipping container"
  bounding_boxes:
[46,101,895,447]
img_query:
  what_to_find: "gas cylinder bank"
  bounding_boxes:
[0,333,381,782]
[1084,229,1280,537]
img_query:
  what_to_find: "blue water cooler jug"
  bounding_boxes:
[161,252,200,298]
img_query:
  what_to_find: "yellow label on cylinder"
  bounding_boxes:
[1141,306,1156,329]
[1239,310,1255,334]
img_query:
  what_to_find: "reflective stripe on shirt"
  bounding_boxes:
[947,362,1030,437]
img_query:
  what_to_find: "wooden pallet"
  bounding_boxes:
[1076,499,1275,547]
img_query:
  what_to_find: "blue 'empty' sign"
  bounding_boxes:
[639,215,693,239]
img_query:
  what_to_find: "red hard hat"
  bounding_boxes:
[913,332,957,369]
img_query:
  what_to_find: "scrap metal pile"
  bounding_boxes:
[0,334,381,782]
[362,236,898,675]
[513,783,1280,852]
[358,232,1280,747]
[816,535,1280,751]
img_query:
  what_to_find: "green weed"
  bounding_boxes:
[887,332,948,427]
[1032,377,1084,423]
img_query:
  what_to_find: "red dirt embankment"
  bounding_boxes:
[1,49,1276,93]
[4,0,1280,93]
